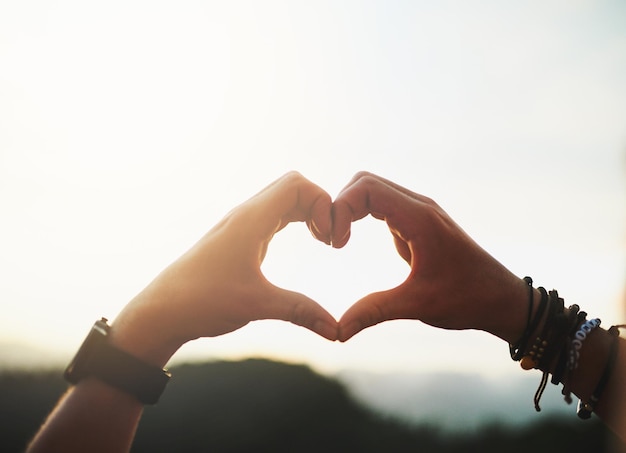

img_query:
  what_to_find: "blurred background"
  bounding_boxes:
[1,0,625,450]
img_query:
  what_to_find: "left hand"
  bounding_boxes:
[110,172,338,367]
[331,172,529,343]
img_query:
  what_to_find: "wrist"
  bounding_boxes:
[483,276,541,345]
[109,286,186,369]
[109,311,181,370]
[64,318,172,405]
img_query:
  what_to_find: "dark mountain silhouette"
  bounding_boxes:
[0,358,621,452]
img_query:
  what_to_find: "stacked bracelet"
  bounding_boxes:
[509,278,624,418]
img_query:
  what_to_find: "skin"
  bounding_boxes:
[27,172,338,453]
[331,171,625,441]
[331,171,531,344]
[27,171,625,451]
[109,171,338,367]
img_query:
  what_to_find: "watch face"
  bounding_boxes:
[64,319,110,383]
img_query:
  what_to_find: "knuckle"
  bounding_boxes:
[282,170,304,184]
[371,299,387,325]
[289,300,309,326]
[353,170,374,180]
[352,171,376,186]
[422,195,441,210]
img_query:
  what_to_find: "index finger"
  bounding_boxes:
[238,171,333,245]
[331,172,430,248]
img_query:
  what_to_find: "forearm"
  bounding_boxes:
[26,379,144,453]
[27,290,178,453]
[26,172,338,453]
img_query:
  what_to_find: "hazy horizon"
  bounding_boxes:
[0,342,575,434]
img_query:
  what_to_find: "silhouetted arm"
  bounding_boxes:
[332,171,625,441]
[27,172,338,453]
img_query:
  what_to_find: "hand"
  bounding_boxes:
[111,172,338,366]
[331,172,530,343]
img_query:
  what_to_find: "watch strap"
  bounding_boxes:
[65,319,171,405]
[85,340,171,405]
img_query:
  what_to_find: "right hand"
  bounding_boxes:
[111,171,338,367]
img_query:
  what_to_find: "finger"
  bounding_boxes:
[332,172,421,248]
[337,286,418,341]
[261,285,338,341]
[246,172,333,244]
[307,191,333,245]
[336,171,432,204]
[391,231,412,264]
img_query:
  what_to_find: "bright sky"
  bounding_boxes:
[1,1,625,378]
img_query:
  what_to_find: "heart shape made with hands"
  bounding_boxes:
[180,171,517,348]
[116,172,517,367]
[250,172,426,343]
[221,171,416,344]
[262,214,409,337]
[249,171,517,344]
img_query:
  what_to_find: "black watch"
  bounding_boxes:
[64,317,171,405]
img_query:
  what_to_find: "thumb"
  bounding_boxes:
[338,287,411,342]
[263,285,339,341]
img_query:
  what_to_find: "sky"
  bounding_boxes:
[0,1,625,381]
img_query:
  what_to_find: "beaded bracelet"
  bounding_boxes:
[520,289,556,371]
[569,318,601,371]
[508,279,624,418]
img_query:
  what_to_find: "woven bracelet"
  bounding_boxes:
[518,287,549,370]
[532,290,567,411]
[550,304,582,388]
[512,285,549,364]
[509,277,535,361]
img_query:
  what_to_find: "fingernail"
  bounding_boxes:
[311,219,331,245]
[310,219,322,236]
[331,229,350,248]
